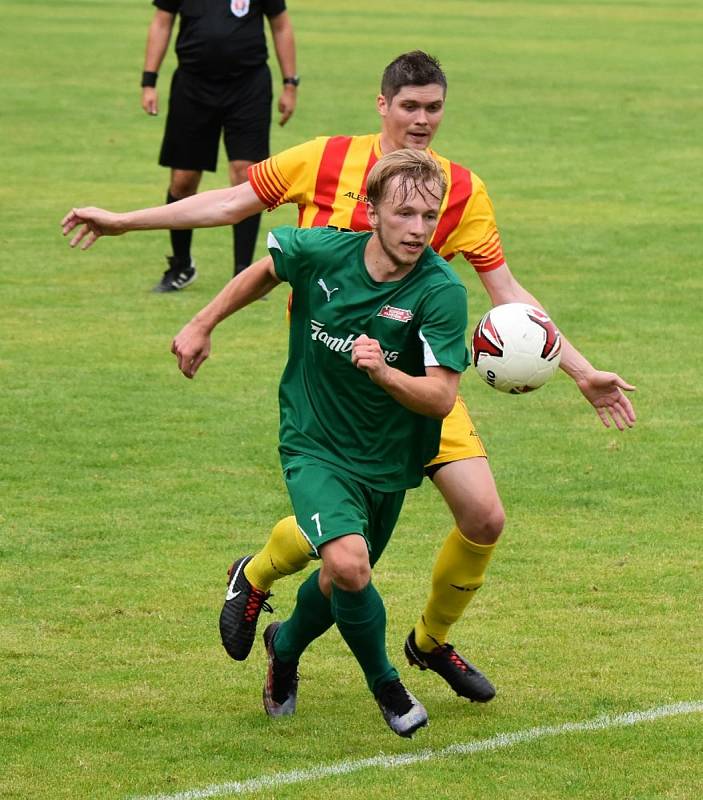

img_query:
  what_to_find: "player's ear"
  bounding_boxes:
[367,201,379,229]
[376,93,388,117]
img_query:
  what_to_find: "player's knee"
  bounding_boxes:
[320,536,371,591]
[328,556,371,592]
[458,502,505,545]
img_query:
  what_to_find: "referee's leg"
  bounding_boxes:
[167,168,201,268]
[223,64,271,276]
[155,71,219,291]
[228,159,259,276]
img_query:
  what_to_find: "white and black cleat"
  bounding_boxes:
[375,678,428,738]
[262,622,299,718]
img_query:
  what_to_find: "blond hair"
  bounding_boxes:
[366,149,447,208]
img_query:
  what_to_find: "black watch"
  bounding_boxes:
[282,75,300,87]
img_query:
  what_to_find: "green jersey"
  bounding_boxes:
[268,226,470,492]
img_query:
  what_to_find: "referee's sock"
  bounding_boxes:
[167,191,193,262]
[272,569,334,663]
[233,213,262,276]
[413,526,495,652]
[244,516,313,592]
[331,582,398,695]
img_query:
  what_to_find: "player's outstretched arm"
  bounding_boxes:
[352,335,460,419]
[61,182,266,251]
[172,256,280,379]
[479,263,636,429]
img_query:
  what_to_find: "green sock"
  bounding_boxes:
[273,569,334,663]
[331,582,398,694]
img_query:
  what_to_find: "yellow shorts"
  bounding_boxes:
[426,395,487,468]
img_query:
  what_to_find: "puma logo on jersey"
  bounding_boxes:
[317,278,339,302]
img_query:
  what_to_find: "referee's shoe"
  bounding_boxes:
[152,255,197,292]
[404,629,496,703]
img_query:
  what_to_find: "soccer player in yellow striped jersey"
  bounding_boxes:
[249,134,503,273]
[63,51,637,704]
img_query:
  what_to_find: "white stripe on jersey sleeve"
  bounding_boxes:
[418,329,439,367]
[267,231,282,251]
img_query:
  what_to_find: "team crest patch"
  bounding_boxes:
[378,305,413,323]
[231,0,250,17]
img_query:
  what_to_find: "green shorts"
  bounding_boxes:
[283,456,406,567]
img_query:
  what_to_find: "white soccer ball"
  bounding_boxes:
[472,303,562,394]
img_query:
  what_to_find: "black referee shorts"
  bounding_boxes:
[159,65,272,172]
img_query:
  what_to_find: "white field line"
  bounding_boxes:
[129,700,703,800]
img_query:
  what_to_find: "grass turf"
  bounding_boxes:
[1,1,702,798]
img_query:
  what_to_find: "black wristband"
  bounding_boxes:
[141,71,158,88]
[282,75,300,87]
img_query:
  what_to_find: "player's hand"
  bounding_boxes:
[61,208,126,250]
[141,87,158,116]
[171,321,212,379]
[577,370,636,430]
[278,86,297,126]
[352,334,388,383]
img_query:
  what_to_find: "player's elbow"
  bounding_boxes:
[423,369,460,419]
[432,391,456,420]
[432,374,460,419]
[222,182,265,225]
[437,399,455,420]
[219,191,244,224]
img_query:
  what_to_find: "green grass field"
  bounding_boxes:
[2,1,702,798]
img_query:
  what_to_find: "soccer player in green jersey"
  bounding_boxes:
[64,51,636,707]
[171,149,470,736]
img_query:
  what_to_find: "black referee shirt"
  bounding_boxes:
[154,0,287,80]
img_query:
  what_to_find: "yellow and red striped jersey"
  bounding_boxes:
[248,133,505,273]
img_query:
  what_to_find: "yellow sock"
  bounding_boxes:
[244,516,313,591]
[414,526,496,652]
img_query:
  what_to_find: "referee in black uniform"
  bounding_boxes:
[141,0,298,292]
